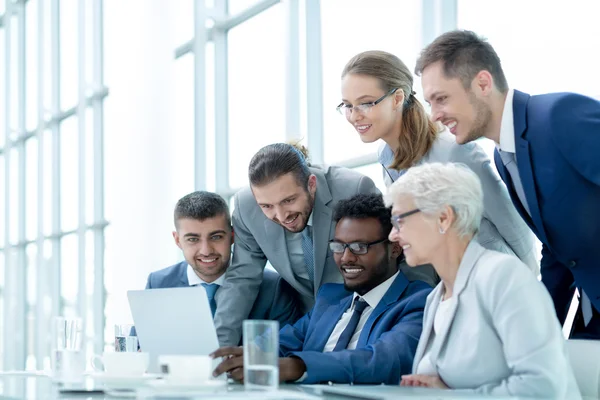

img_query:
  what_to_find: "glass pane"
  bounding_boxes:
[42,130,53,236]
[321,0,422,165]
[0,250,4,286]
[26,244,37,307]
[25,0,39,132]
[228,0,262,15]
[60,234,78,312]
[42,0,53,115]
[458,0,600,97]
[85,108,94,225]
[25,137,38,241]
[227,2,284,189]
[60,117,79,232]
[0,0,5,14]
[8,148,19,244]
[0,28,5,147]
[60,0,79,110]
[0,155,5,247]
[173,53,195,192]
[173,0,193,47]
[9,15,19,141]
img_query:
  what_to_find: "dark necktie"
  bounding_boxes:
[333,297,369,351]
[200,283,218,317]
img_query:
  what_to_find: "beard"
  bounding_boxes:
[277,189,316,233]
[460,91,493,144]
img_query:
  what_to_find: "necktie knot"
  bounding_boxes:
[353,297,368,313]
[201,283,218,299]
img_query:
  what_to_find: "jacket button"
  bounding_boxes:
[569,260,577,268]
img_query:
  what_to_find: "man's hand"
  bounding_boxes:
[211,346,244,382]
[279,357,306,382]
[211,347,306,383]
[400,374,449,389]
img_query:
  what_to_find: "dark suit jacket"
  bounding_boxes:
[146,261,302,331]
[278,272,431,384]
[494,90,600,328]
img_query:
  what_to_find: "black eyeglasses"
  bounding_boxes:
[329,238,388,255]
[336,88,398,115]
[390,209,421,230]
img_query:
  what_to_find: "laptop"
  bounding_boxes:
[127,286,221,373]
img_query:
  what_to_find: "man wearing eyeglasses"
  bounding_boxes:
[211,193,431,384]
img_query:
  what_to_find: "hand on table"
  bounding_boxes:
[210,346,306,383]
[400,374,449,389]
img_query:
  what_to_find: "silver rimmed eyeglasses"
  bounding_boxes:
[336,88,399,116]
[390,209,421,230]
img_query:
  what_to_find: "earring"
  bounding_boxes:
[439,227,446,234]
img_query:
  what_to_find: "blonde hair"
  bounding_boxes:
[342,50,440,171]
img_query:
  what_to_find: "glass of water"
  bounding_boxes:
[114,324,138,352]
[243,320,279,390]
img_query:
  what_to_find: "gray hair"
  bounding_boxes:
[384,163,483,238]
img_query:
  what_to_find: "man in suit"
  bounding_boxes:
[214,143,381,346]
[211,193,431,384]
[145,191,301,331]
[415,29,600,338]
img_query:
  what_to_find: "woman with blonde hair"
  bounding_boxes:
[386,163,580,398]
[339,51,538,277]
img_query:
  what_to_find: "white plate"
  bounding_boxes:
[146,378,227,393]
[89,372,160,389]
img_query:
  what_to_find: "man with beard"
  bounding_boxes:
[145,191,300,331]
[415,30,600,339]
[211,193,430,384]
[214,143,380,346]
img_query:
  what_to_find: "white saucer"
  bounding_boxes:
[89,372,160,389]
[146,378,227,394]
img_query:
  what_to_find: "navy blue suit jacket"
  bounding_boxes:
[146,261,302,330]
[278,272,430,384]
[494,90,600,324]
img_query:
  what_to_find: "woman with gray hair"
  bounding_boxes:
[386,163,580,398]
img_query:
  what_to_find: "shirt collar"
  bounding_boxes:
[498,88,516,153]
[186,263,226,287]
[307,211,313,228]
[352,271,399,309]
[378,143,395,167]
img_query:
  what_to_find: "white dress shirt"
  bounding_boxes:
[186,264,225,289]
[497,88,516,153]
[284,212,314,287]
[322,271,399,352]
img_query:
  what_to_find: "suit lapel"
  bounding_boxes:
[357,273,409,347]
[310,296,353,352]
[178,261,189,286]
[428,241,484,364]
[311,168,334,292]
[512,90,549,245]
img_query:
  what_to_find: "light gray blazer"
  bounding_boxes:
[213,165,380,346]
[379,130,539,274]
[412,240,580,398]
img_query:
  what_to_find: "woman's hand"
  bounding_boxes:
[400,374,449,389]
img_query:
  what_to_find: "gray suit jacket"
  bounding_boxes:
[412,240,580,398]
[214,165,380,346]
[379,130,539,274]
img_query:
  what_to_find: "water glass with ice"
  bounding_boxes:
[243,320,279,390]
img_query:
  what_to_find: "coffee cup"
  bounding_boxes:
[91,352,149,377]
[158,355,213,384]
